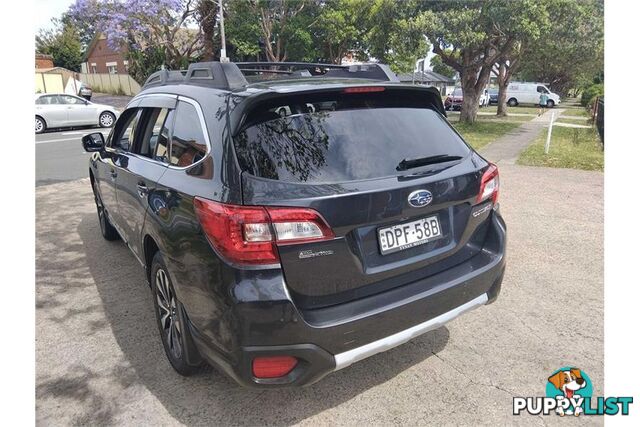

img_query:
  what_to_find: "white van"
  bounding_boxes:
[506,82,560,107]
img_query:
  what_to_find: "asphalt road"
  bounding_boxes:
[36,128,111,186]
[35,164,604,425]
[35,93,130,187]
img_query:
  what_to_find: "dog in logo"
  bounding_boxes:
[548,368,587,416]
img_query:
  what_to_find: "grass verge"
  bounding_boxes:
[451,121,520,150]
[483,105,541,115]
[517,126,603,171]
[559,107,590,118]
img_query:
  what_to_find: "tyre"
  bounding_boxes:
[92,180,119,241]
[35,116,46,134]
[151,251,206,376]
[99,111,116,128]
[546,99,555,108]
[507,98,518,107]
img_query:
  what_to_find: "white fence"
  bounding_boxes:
[35,72,64,93]
[78,73,141,96]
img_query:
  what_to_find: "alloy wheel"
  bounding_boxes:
[35,118,44,133]
[100,113,114,127]
[155,268,182,359]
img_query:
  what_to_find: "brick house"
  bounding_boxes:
[35,54,54,69]
[80,33,129,74]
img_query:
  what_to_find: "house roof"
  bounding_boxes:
[397,70,455,84]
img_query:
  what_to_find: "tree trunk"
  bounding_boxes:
[460,84,480,124]
[497,84,508,116]
[459,67,481,124]
[197,0,217,61]
[496,61,509,117]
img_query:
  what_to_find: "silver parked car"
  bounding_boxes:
[35,93,118,134]
[78,84,93,100]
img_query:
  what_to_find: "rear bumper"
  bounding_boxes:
[333,292,488,371]
[190,209,506,387]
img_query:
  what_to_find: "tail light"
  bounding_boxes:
[477,163,499,204]
[193,197,334,266]
[252,356,298,379]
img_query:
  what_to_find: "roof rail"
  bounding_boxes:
[236,62,399,83]
[142,61,398,91]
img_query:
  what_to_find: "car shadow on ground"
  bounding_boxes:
[77,213,451,425]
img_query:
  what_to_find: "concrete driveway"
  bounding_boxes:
[36,164,603,425]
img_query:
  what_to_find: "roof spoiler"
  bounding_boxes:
[143,61,398,91]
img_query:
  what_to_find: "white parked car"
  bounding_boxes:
[479,88,490,107]
[505,82,561,108]
[35,93,118,134]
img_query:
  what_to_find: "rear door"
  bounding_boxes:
[60,95,97,125]
[36,95,67,127]
[234,88,489,309]
[114,96,176,259]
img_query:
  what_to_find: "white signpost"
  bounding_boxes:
[544,111,556,154]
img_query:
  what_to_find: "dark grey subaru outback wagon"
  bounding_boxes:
[82,61,506,387]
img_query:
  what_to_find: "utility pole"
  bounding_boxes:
[218,0,228,62]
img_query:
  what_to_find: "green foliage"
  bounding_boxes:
[126,46,167,84]
[430,54,455,79]
[35,20,84,71]
[226,0,320,62]
[414,0,550,123]
[364,0,429,73]
[313,0,369,63]
[580,83,604,107]
[225,0,426,71]
[517,0,604,95]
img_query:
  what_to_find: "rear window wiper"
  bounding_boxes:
[396,155,463,171]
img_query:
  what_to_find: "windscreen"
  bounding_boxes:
[233,91,469,183]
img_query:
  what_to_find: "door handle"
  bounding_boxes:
[137,183,149,198]
[110,169,117,180]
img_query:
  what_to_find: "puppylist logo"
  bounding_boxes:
[513,367,633,417]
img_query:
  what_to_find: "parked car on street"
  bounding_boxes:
[445,87,490,110]
[82,61,506,387]
[79,84,93,100]
[505,82,560,107]
[444,87,463,110]
[35,93,118,134]
[488,88,498,105]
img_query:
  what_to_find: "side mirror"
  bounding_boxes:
[82,132,105,152]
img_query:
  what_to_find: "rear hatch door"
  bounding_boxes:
[233,87,489,309]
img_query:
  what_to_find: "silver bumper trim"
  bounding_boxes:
[333,293,488,371]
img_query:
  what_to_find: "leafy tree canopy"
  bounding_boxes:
[36,19,84,71]
[430,54,456,79]
[516,0,604,95]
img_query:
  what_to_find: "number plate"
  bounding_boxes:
[378,215,442,255]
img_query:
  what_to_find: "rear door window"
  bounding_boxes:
[234,92,470,183]
[136,108,172,161]
[36,95,61,105]
[169,101,207,167]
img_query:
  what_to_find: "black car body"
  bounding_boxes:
[83,62,506,387]
[488,88,499,105]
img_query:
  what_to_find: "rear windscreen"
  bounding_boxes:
[233,91,470,183]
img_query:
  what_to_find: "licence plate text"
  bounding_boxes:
[378,215,442,255]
